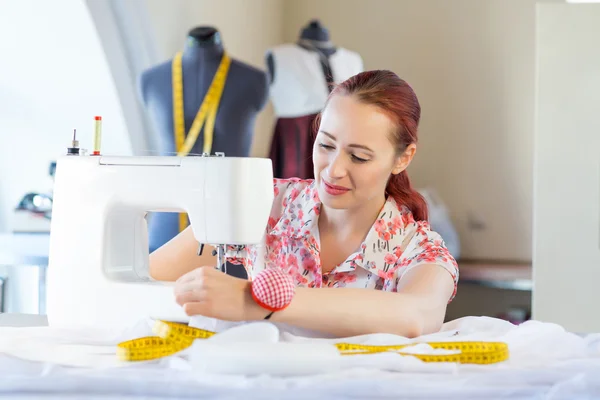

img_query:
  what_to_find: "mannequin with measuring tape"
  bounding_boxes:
[139,26,269,270]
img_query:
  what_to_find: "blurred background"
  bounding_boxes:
[0,0,587,324]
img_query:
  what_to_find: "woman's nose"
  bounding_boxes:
[326,154,347,178]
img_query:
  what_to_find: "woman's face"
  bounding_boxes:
[313,94,415,211]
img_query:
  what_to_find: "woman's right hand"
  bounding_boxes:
[173,266,267,321]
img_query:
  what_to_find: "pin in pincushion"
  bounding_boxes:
[250,268,295,312]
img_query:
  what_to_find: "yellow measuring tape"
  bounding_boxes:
[117,320,215,362]
[171,51,231,232]
[335,341,509,364]
[117,320,509,365]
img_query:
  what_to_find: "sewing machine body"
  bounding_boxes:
[45,155,273,329]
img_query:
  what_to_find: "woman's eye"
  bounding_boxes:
[352,155,369,163]
[319,143,368,163]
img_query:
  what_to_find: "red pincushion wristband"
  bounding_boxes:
[250,268,295,318]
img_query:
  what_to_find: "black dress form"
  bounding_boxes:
[139,27,269,269]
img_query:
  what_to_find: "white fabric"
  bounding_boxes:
[0,316,599,399]
[268,44,364,118]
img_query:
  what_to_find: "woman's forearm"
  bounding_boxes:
[269,287,442,338]
[176,263,454,338]
[149,227,217,281]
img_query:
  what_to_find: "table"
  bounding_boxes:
[0,233,49,314]
[0,233,50,266]
[445,260,533,324]
[0,313,48,327]
[457,260,532,291]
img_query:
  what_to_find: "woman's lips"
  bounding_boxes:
[322,180,350,196]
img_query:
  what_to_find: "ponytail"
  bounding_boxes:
[386,170,428,221]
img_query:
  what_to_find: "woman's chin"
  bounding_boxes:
[319,189,353,210]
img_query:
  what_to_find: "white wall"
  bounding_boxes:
[143,0,285,158]
[0,0,568,264]
[0,0,132,233]
[283,0,555,262]
[532,2,600,334]
[0,0,285,233]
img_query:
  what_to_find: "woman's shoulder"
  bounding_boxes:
[377,198,458,266]
[273,177,311,188]
[272,178,315,204]
[268,178,317,226]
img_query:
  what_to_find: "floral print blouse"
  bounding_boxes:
[226,178,459,301]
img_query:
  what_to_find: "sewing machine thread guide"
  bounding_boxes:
[67,128,80,155]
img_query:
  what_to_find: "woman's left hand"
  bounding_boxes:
[174,266,267,321]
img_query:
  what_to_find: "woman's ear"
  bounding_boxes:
[392,144,417,175]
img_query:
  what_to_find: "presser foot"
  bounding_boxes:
[196,243,227,274]
[210,244,227,274]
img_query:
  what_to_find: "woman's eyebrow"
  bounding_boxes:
[320,131,374,152]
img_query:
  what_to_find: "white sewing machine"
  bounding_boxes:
[45,154,274,329]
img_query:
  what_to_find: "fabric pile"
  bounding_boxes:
[0,316,598,399]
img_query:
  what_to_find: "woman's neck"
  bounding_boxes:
[318,194,387,240]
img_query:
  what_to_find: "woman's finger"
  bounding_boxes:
[182,301,215,317]
[175,288,208,306]
[173,277,209,296]
[175,265,214,284]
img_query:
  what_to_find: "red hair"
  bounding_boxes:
[315,70,428,221]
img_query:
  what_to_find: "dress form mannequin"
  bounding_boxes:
[266,20,336,83]
[265,20,363,179]
[139,27,269,277]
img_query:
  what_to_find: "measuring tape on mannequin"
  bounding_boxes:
[117,320,509,365]
[171,51,231,232]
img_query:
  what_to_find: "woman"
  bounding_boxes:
[150,70,459,339]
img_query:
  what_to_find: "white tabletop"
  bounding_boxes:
[0,313,48,327]
[0,233,50,266]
